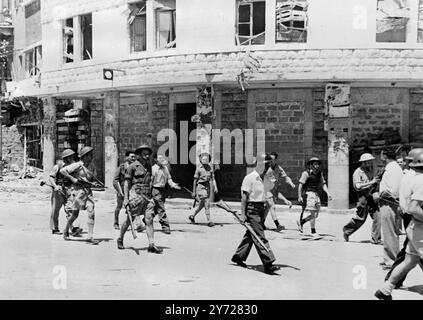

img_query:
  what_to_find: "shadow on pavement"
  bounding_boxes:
[127,246,171,255]
[231,263,301,275]
[404,285,423,295]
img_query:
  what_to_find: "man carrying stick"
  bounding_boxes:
[230,154,281,275]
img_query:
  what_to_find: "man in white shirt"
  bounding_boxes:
[384,148,423,286]
[376,151,423,300]
[379,147,404,268]
[231,154,281,275]
[151,154,181,234]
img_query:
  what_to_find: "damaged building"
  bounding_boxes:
[3,0,423,209]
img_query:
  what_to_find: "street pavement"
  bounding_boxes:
[0,186,422,300]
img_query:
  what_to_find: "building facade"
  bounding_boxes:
[5,0,423,207]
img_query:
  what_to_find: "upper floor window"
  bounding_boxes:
[236,0,266,46]
[275,0,307,42]
[376,0,410,42]
[156,0,176,49]
[129,1,147,52]
[81,13,93,60]
[63,18,74,63]
[24,45,42,78]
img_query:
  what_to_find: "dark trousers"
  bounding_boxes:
[234,202,275,266]
[385,213,423,284]
[152,187,170,230]
[343,196,381,242]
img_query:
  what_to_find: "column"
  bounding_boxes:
[103,91,120,189]
[42,96,57,176]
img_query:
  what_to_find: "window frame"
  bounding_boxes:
[80,13,93,60]
[235,0,266,46]
[129,1,147,52]
[155,8,176,49]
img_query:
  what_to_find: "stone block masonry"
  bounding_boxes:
[89,99,104,182]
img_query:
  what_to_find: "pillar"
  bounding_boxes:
[103,91,119,189]
[42,96,56,176]
[327,119,350,209]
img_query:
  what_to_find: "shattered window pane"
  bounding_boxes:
[376,0,410,42]
[275,0,308,43]
[156,0,176,49]
[129,1,147,52]
[63,18,74,63]
[236,0,265,46]
[418,0,423,42]
[81,13,93,60]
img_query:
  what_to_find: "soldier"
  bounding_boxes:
[375,151,423,300]
[297,157,332,237]
[49,149,82,235]
[113,150,136,230]
[342,153,381,243]
[151,154,181,234]
[263,152,294,231]
[60,146,98,243]
[231,154,281,275]
[188,152,217,227]
[117,144,162,254]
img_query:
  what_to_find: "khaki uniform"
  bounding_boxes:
[194,164,212,199]
[49,162,71,230]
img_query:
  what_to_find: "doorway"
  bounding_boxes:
[171,103,197,198]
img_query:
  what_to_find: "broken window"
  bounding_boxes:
[236,0,266,46]
[418,0,423,42]
[63,18,74,63]
[376,0,410,42]
[24,45,42,78]
[275,0,307,42]
[156,0,176,49]
[81,13,93,60]
[129,1,147,52]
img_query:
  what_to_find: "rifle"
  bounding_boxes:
[216,200,270,253]
[125,204,137,239]
[182,186,197,208]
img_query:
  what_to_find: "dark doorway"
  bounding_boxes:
[171,103,197,198]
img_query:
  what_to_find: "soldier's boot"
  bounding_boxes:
[117,238,124,250]
[148,244,163,254]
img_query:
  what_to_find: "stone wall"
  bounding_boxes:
[410,90,423,143]
[89,99,104,181]
[1,125,25,170]
[312,88,328,181]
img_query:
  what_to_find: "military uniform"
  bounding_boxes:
[113,161,130,228]
[194,164,212,200]
[49,162,71,231]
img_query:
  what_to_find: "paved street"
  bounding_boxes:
[0,185,422,300]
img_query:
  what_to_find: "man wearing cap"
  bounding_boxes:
[297,157,332,237]
[342,153,381,243]
[231,154,281,275]
[151,154,181,234]
[117,144,162,253]
[49,149,80,235]
[384,148,423,286]
[60,146,97,243]
[113,150,136,230]
[375,151,423,300]
[378,146,404,269]
[188,152,217,227]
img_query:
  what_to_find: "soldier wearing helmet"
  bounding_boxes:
[342,152,381,243]
[297,157,332,237]
[117,144,163,254]
[384,147,423,288]
[60,146,98,243]
[376,150,423,300]
[48,149,79,235]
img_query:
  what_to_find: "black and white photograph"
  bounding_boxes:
[1,0,423,305]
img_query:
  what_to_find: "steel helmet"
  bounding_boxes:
[135,144,153,154]
[61,149,75,160]
[359,153,375,162]
[79,146,94,158]
[307,157,321,165]
[406,148,423,160]
[409,152,423,168]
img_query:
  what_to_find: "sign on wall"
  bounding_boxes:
[325,83,351,118]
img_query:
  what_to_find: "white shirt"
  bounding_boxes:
[409,172,423,223]
[241,170,266,202]
[379,161,403,199]
[399,169,416,213]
